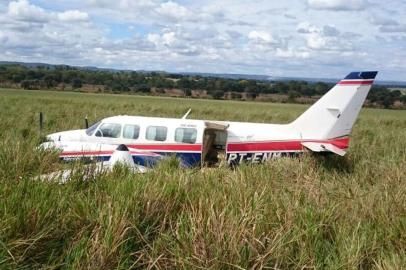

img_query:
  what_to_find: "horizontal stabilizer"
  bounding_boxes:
[301,142,346,156]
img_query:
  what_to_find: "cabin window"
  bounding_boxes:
[146,126,167,141]
[95,123,122,138]
[86,121,100,136]
[123,124,140,139]
[175,128,197,144]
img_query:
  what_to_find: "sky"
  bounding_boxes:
[0,0,405,81]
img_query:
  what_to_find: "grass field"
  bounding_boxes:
[0,88,405,269]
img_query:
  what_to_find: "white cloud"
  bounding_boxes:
[276,48,310,59]
[162,32,176,45]
[307,33,327,49]
[297,22,319,34]
[307,0,367,11]
[155,1,192,21]
[88,0,156,9]
[58,10,89,22]
[147,32,176,46]
[371,16,398,26]
[369,13,406,33]
[248,31,276,44]
[296,22,352,51]
[117,0,157,9]
[379,24,406,33]
[7,0,49,22]
[147,33,160,44]
[0,31,8,43]
[322,25,340,36]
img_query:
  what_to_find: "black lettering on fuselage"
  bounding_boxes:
[226,152,299,165]
[227,153,238,164]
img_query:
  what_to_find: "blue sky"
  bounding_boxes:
[0,0,405,81]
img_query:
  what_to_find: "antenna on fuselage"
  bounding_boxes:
[181,108,192,119]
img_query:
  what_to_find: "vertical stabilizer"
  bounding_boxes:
[290,71,378,139]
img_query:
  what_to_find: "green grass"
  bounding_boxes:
[0,88,405,269]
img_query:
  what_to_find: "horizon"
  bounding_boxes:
[4,60,406,86]
[0,0,405,81]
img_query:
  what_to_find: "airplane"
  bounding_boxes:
[40,71,378,168]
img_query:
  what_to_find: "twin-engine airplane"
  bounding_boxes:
[41,71,378,168]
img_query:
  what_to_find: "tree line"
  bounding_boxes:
[0,64,405,108]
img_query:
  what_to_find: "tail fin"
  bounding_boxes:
[290,71,378,140]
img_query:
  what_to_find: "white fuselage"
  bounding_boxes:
[42,115,347,167]
[41,71,378,167]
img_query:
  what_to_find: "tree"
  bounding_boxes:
[315,82,329,95]
[72,78,82,89]
[400,95,406,104]
[44,74,58,88]
[136,84,150,93]
[177,78,192,89]
[230,92,242,100]
[274,82,289,94]
[184,89,192,97]
[229,81,244,92]
[21,79,41,90]
[245,92,257,100]
[212,90,224,99]
[12,73,25,83]
[382,96,395,108]
[288,90,300,101]
[300,85,316,97]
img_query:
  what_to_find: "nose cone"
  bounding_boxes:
[46,133,62,142]
[39,141,61,150]
[109,144,135,167]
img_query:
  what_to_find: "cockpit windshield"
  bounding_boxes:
[86,121,101,136]
[95,123,122,138]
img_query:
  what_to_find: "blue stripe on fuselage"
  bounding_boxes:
[60,152,202,168]
[132,152,202,167]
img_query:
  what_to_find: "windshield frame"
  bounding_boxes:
[85,121,101,136]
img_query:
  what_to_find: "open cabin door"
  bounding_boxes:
[202,121,229,166]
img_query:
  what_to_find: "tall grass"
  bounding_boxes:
[0,88,405,269]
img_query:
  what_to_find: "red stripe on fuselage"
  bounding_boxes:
[60,150,163,157]
[226,137,349,152]
[59,144,201,157]
[338,80,374,85]
[127,144,202,151]
[60,150,114,157]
